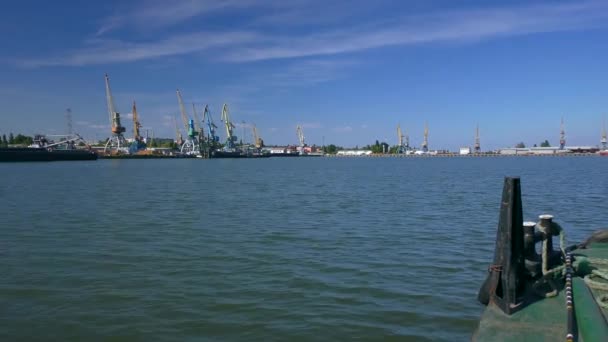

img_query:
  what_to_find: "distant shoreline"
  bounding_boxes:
[326,153,602,158]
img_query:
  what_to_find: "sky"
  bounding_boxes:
[1,0,608,150]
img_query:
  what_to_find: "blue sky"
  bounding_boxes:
[1,0,608,150]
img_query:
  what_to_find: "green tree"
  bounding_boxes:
[8,132,14,144]
[323,144,338,154]
[515,142,526,148]
[13,134,33,145]
[540,140,550,147]
[1,134,6,147]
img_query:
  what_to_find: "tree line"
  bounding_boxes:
[1,133,34,147]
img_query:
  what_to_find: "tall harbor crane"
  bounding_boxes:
[132,101,142,142]
[252,124,263,148]
[104,73,127,154]
[602,119,607,150]
[220,104,237,150]
[559,117,566,150]
[173,115,183,147]
[397,124,408,153]
[204,105,219,144]
[176,89,199,155]
[130,101,146,152]
[296,125,305,155]
[422,123,429,152]
[192,103,204,139]
[474,125,481,153]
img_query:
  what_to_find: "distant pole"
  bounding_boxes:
[65,108,73,135]
[242,120,246,145]
[559,117,566,150]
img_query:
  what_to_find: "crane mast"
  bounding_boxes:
[204,105,218,143]
[422,123,429,152]
[602,118,607,150]
[559,117,566,150]
[192,103,203,138]
[397,124,408,153]
[474,124,481,153]
[297,124,305,144]
[103,73,127,154]
[252,124,263,148]
[176,89,197,138]
[221,104,236,149]
[105,74,125,135]
[132,101,142,141]
[173,115,183,146]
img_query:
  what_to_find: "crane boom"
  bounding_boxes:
[105,74,125,134]
[192,103,203,136]
[173,115,183,146]
[132,101,141,141]
[296,125,305,147]
[252,124,262,148]
[204,105,218,142]
[176,89,189,131]
[105,74,116,126]
[221,104,235,146]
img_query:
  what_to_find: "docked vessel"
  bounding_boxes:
[474,177,608,341]
[0,147,97,162]
[0,134,97,162]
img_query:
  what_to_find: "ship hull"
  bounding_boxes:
[0,148,98,162]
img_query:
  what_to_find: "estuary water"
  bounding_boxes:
[1,156,606,341]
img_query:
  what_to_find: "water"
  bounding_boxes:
[1,157,606,341]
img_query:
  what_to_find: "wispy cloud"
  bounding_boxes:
[96,0,264,34]
[17,0,608,67]
[226,1,608,62]
[334,125,353,133]
[18,32,261,67]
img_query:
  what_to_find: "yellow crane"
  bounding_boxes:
[221,104,236,148]
[132,101,142,142]
[422,123,429,152]
[192,103,204,138]
[173,115,183,147]
[252,124,263,148]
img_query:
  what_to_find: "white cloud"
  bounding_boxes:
[334,125,353,133]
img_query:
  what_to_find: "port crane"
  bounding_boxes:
[204,105,219,144]
[296,125,305,155]
[559,118,566,150]
[130,101,147,153]
[252,124,263,148]
[602,119,607,150]
[104,74,127,154]
[220,104,237,150]
[192,103,204,140]
[397,124,409,153]
[422,123,429,152]
[173,115,183,147]
[474,125,481,153]
[176,89,199,155]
